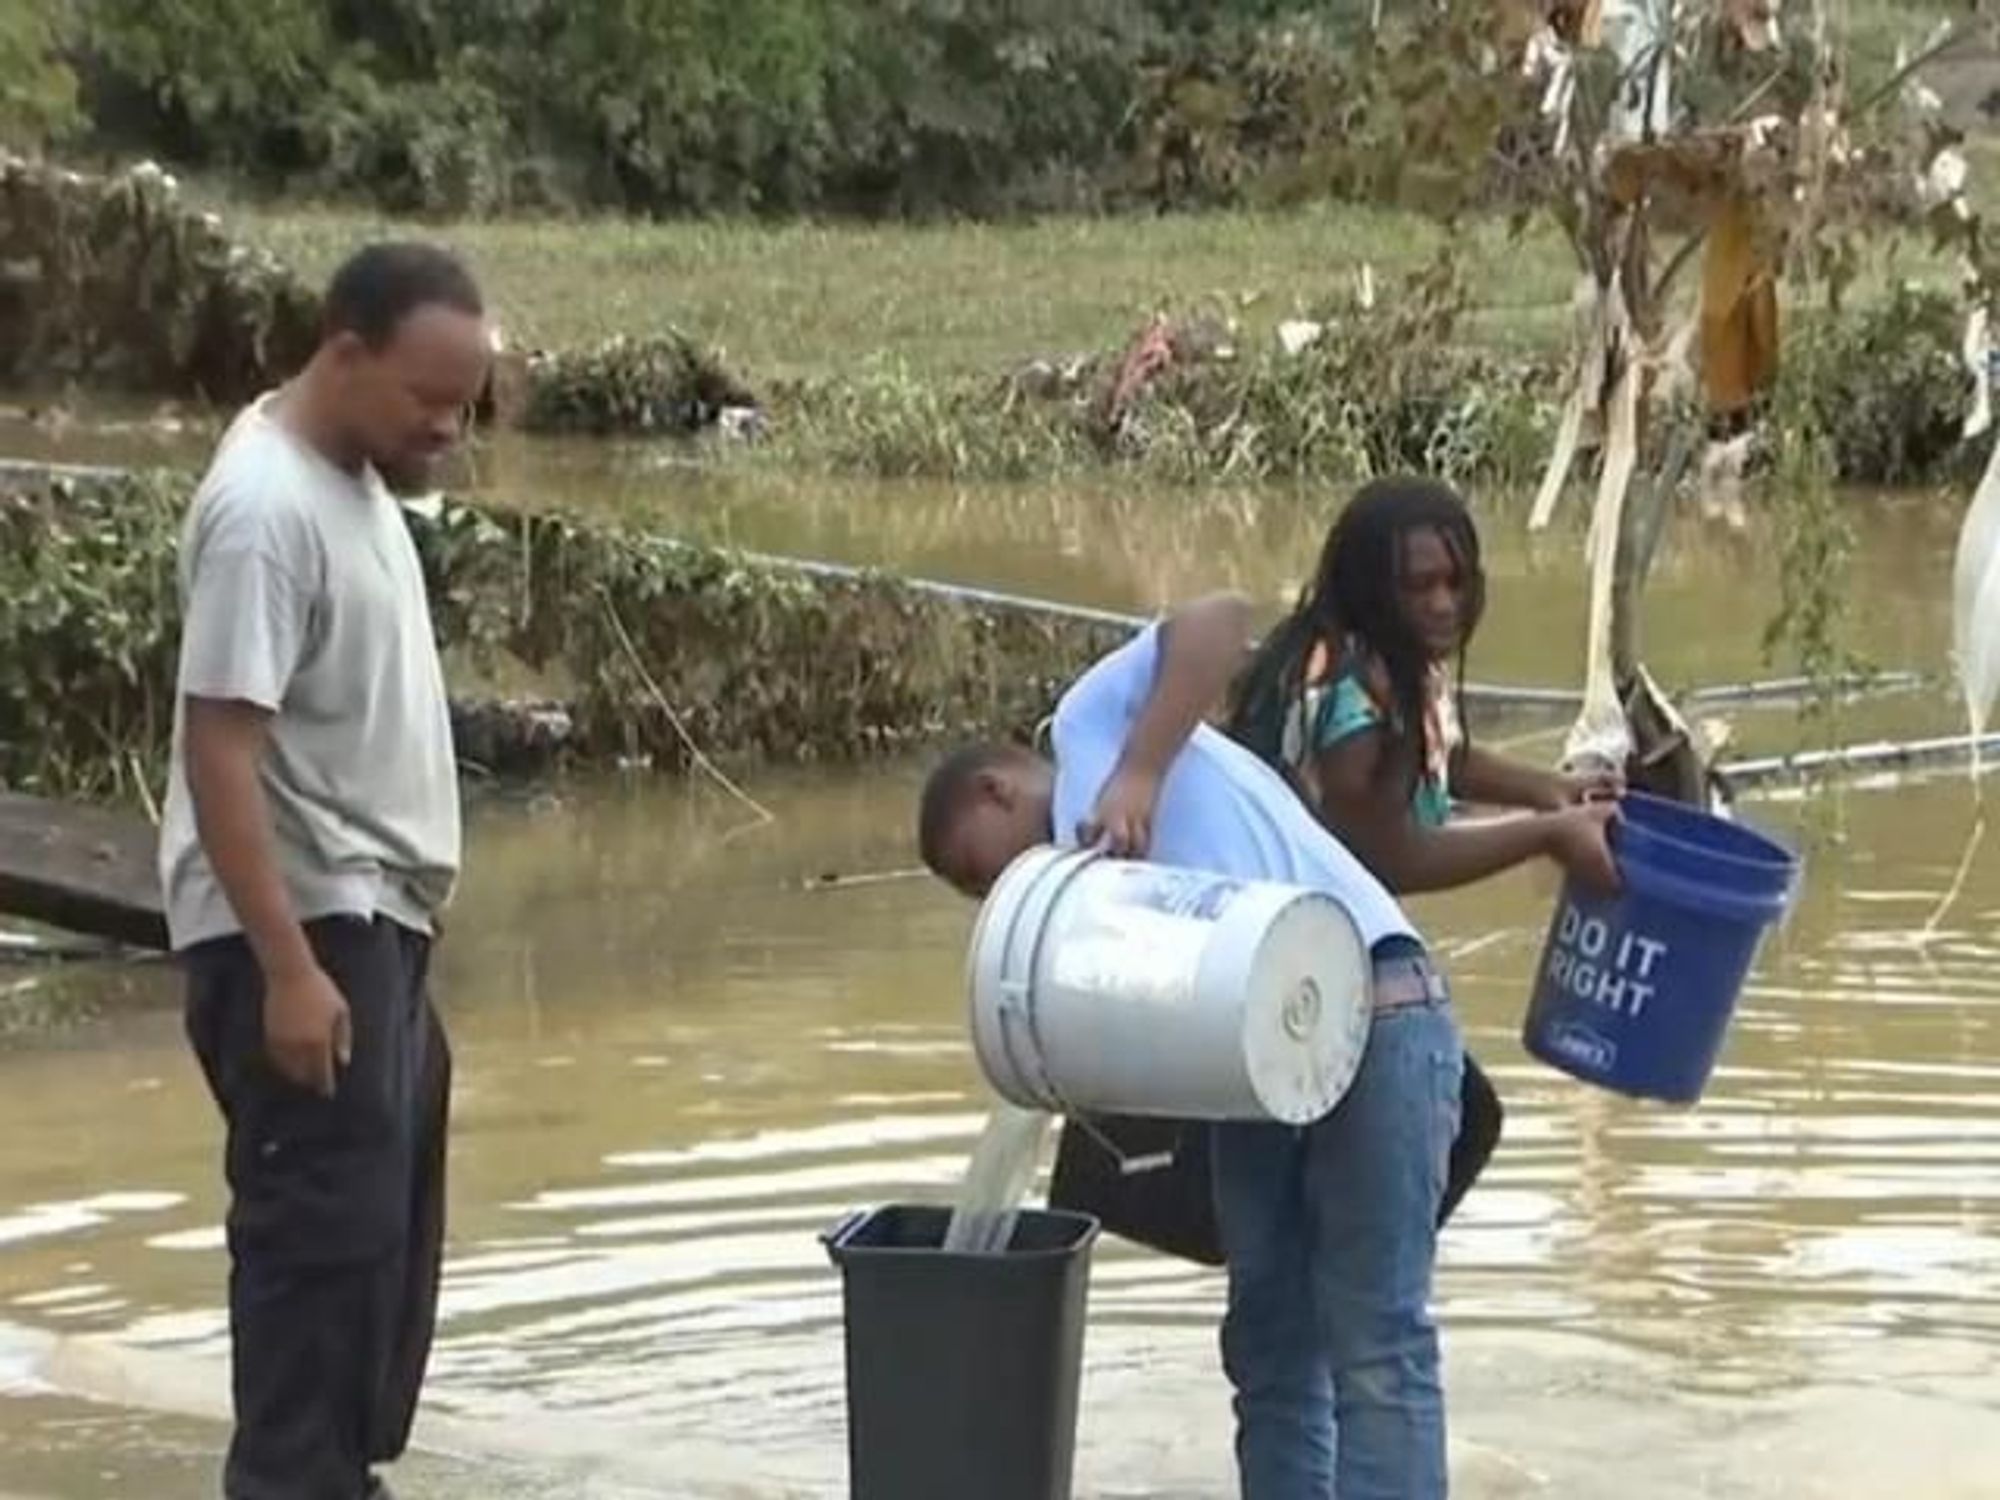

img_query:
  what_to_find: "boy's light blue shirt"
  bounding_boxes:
[1050,624,1421,951]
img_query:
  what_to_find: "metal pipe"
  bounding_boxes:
[1719,733,2000,789]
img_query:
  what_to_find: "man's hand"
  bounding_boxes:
[263,962,352,1097]
[1079,766,1163,858]
[1545,801,1622,895]
[186,695,346,1093]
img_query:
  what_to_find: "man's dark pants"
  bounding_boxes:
[183,915,450,1500]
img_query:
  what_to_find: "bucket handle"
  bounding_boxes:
[992,850,1099,1118]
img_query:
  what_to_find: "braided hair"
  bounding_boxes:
[1230,476,1487,798]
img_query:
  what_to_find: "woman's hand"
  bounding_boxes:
[1545,764,1626,811]
[1544,802,1622,895]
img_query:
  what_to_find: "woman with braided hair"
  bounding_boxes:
[1230,475,1623,1221]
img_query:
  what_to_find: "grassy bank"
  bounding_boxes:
[228,148,1997,394]
[222,196,1985,492]
[233,202,1582,382]
[4,167,1982,492]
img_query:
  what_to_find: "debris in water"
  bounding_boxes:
[1276,320,1324,357]
[804,867,928,892]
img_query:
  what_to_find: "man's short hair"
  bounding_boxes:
[322,242,483,350]
[916,741,1027,876]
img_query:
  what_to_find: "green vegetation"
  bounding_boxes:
[25,1,1316,216]
[769,251,1560,488]
[4,139,1981,496]
[0,153,321,402]
[2,2,1989,807]
[0,465,1123,802]
[1800,283,1975,487]
[768,287,1975,491]
[4,3,1959,219]
[233,200,1578,382]
[224,193,1975,397]
[0,0,77,143]
[0,467,180,805]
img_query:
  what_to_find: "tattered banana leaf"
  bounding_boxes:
[1530,276,1609,532]
[1600,118,1794,246]
[1622,665,1711,807]
[1599,0,1674,142]
[1699,196,1779,418]
[1962,306,1992,441]
[1576,0,1606,46]
[1562,286,1640,774]
[1954,435,2000,772]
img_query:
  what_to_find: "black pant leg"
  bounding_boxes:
[184,917,422,1500]
[369,930,450,1465]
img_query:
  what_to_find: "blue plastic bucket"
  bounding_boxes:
[1523,794,1799,1104]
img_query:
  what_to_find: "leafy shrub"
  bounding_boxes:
[0,471,181,802]
[0,465,1125,799]
[0,152,320,398]
[78,0,332,167]
[300,64,515,216]
[0,0,80,145]
[64,1,1416,217]
[522,332,756,436]
[1792,283,1975,486]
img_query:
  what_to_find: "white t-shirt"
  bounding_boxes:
[157,397,461,950]
[1050,624,1419,952]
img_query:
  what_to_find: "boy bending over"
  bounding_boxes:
[918,595,1613,1500]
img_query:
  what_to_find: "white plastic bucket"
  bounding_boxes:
[967,847,1373,1125]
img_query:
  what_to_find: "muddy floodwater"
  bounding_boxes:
[1,448,1996,1498]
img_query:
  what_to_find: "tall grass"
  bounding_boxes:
[231,201,1580,381]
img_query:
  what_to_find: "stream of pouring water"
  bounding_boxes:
[942,1101,1053,1254]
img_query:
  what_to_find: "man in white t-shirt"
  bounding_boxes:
[919,595,1612,1499]
[159,243,490,1500]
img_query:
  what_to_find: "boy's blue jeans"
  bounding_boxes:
[1212,952,1463,1500]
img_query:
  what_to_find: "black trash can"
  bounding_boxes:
[823,1203,1099,1500]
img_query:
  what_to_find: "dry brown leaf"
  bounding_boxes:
[1698,196,1779,417]
[1604,131,1751,210]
